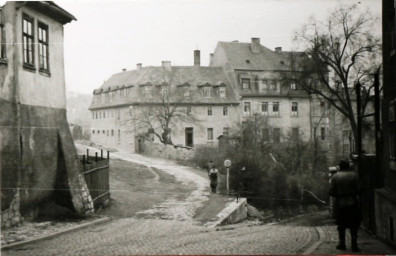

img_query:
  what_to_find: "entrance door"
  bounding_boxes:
[185,127,193,147]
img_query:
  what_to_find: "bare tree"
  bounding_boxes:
[125,71,200,145]
[286,4,381,146]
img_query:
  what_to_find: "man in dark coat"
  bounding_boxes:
[329,160,361,252]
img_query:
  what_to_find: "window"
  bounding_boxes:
[99,111,102,119]
[208,106,212,116]
[144,86,152,98]
[243,102,251,116]
[207,128,213,141]
[259,80,267,92]
[223,127,229,136]
[241,78,250,90]
[107,130,109,136]
[292,127,299,141]
[272,102,279,116]
[261,102,268,115]
[320,101,326,115]
[269,80,277,90]
[103,111,106,118]
[117,109,120,120]
[273,128,281,143]
[92,112,95,119]
[186,106,191,115]
[253,76,259,89]
[95,112,98,119]
[111,130,114,136]
[321,127,326,140]
[22,14,34,67]
[102,130,105,134]
[38,22,49,71]
[262,128,269,141]
[204,87,211,98]
[0,8,6,61]
[290,82,297,90]
[219,87,226,98]
[291,102,298,116]
[184,87,190,98]
[223,106,228,116]
[118,129,121,142]
[129,106,133,116]
[161,86,168,96]
[92,130,95,134]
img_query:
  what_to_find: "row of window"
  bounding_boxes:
[94,85,227,104]
[243,101,299,117]
[92,109,121,120]
[92,129,121,142]
[21,13,49,72]
[206,127,230,141]
[241,78,297,92]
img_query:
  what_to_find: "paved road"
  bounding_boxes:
[2,215,319,255]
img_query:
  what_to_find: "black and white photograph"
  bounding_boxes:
[1,0,396,255]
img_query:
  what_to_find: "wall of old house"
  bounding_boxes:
[90,103,240,152]
[1,3,93,227]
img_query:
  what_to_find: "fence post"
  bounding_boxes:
[101,149,103,159]
[107,151,110,160]
[87,149,89,158]
[83,155,86,165]
[95,152,98,162]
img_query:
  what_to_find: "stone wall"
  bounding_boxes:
[142,141,195,162]
[1,191,22,229]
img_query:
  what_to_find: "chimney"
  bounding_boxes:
[136,63,142,70]
[194,50,200,66]
[162,61,171,71]
[275,47,282,53]
[209,53,214,66]
[251,38,260,53]
[122,68,127,72]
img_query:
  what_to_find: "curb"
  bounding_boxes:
[1,217,113,250]
[204,198,247,229]
[303,226,325,255]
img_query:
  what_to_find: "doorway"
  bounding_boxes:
[185,127,193,147]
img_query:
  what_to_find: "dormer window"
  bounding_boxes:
[144,86,152,98]
[203,87,211,98]
[23,14,34,68]
[160,86,168,96]
[184,87,190,98]
[290,82,297,90]
[219,87,226,98]
[241,78,250,90]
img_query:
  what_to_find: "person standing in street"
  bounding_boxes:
[329,159,361,252]
[208,166,219,193]
[207,160,214,174]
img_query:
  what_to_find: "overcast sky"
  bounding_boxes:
[58,0,381,95]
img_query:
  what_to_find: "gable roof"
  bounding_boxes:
[17,1,77,24]
[90,66,239,109]
[215,41,303,71]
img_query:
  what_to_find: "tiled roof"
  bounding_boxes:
[90,66,239,109]
[216,41,303,71]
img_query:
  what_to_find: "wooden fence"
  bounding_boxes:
[80,149,110,209]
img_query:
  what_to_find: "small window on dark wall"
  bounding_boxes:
[38,22,49,72]
[22,14,34,67]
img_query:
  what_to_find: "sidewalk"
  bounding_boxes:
[305,220,396,255]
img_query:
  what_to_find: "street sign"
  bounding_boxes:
[224,159,231,167]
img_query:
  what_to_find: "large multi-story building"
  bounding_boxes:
[376,0,396,247]
[0,1,93,227]
[89,51,240,152]
[90,38,363,162]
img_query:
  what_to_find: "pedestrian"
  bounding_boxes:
[329,159,361,252]
[208,165,219,193]
[207,160,214,173]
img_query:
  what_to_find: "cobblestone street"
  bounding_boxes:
[2,217,318,255]
[2,146,396,255]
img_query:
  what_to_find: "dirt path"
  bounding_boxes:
[75,144,211,222]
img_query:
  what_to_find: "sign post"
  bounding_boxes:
[224,159,231,195]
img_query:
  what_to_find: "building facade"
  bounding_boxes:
[89,52,240,152]
[0,1,93,227]
[376,0,396,247]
